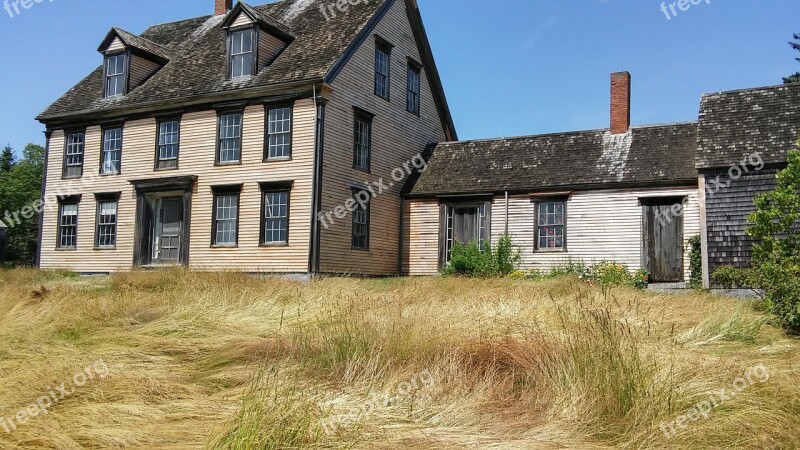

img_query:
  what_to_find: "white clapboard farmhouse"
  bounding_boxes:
[36,0,799,285]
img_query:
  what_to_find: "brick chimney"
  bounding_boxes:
[610,72,631,134]
[215,0,233,15]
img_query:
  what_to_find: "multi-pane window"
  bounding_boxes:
[96,200,118,248]
[101,128,122,174]
[230,29,254,78]
[262,190,289,244]
[105,54,126,97]
[353,111,372,172]
[537,201,566,250]
[267,106,292,160]
[218,113,243,163]
[374,42,391,99]
[352,191,370,250]
[57,203,79,249]
[157,120,180,169]
[407,63,421,115]
[64,132,85,178]
[213,193,239,246]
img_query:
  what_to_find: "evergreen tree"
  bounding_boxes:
[0,145,14,173]
[784,33,800,84]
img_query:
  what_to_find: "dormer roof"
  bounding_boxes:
[221,1,294,42]
[98,27,171,63]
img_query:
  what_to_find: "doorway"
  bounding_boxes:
[642,197,684,282]
[152,196,183,265]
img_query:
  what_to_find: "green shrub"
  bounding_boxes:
[745,148,800,333]
[443,235,521,277]
[689,235,703,289]
[710,266,757,290]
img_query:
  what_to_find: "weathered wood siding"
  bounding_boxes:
[39,99,317,273]
[258,30,285,69]
[704,170,778,277]
[404,186,701,281]
[402,199,439,275]
[318,0,447,275]
[106,37,125,53]
[129,55,161,90]
[493,187,700,281]
[231,12,253,28]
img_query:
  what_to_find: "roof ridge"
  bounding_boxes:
[435,122,698,146]
[701,81,800,98]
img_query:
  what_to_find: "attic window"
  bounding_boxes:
[229,29,254,78]
[105,54,127,97]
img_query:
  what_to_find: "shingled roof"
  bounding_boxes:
[406,123,699,197]
[697,83,800,169]
[38,0,387,122]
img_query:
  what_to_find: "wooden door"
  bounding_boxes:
[642,201,684,282]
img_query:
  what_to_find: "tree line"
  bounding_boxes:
[0,143,44,267]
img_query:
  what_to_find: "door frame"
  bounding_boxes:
[640,196,685,282]
[131,176,196,267]
[437,197,492,270]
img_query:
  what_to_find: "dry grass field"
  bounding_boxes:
[0,268,798,449]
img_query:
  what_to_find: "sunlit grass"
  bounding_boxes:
[0,268,797,449]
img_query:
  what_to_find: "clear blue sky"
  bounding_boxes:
[0,0,797,155]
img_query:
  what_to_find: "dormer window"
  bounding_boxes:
[230,29,254,78]
[105,54,127,97]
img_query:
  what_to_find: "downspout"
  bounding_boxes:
[504,191,509,236]
[36,130,52,268]
[308,84,326,276]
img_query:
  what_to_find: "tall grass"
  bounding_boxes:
[0,269,798,449]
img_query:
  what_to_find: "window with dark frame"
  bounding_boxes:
[407,62,421,115]
[212,187,240,247]
[57,201,79,249]
[536,200,566,250]
[230,29,254,78]
[218,112,243,163]
[64,132,85,178]
[105,54,126,97]
[101,128,122,174]
[261,189,289,245]
[266,106,292,160]
[353,110,372,172]
[95,199,118,249]
[351,190,370,250]
[374,40,392,99]
[157,119,180,169]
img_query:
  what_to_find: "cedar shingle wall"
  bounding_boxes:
[705,169,778,275]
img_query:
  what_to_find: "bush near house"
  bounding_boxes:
[689,235,703,289]
[521,259,649,290]
[443,235,522,277]
[712,149,800,334]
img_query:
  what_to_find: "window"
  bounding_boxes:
[230,29,254,78]
[105,54,126,97]
[212,187,241,247]
[63,132,85,178]
[536,200,566,250]
[374,39,392,99]
[353,109,373,172]
[101,128,122,174]
[157,119,180,169]
[266,106,292,160]
[218,112,243,163]
[351,190,370,250]
[57,201,79,249]
[95,199,118,249]
[261,189,290,245]
[407,62,421,115]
